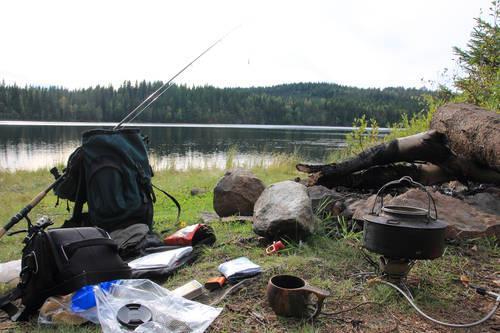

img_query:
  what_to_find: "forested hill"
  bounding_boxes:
[0,82,428,126]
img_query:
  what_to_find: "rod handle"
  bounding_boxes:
[2,206,31,235]
[1,175,62,241]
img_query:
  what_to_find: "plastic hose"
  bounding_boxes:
[374,279,500,328]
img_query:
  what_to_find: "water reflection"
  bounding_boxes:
[0,123,349,171]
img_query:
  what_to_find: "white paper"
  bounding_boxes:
[128,247,193,270]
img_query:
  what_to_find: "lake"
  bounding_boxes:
[0,121,389,171]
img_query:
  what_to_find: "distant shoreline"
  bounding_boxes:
[0,120,390,132]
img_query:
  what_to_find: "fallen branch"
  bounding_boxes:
[297,104,500,189]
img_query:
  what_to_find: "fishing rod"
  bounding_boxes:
[114,27,238,129]
[1,30,235,240]
[0,168,63,239]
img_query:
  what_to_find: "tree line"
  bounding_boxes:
[0,81,428,126]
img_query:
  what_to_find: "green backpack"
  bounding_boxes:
[54,128,179,231]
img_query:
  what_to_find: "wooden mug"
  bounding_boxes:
[266,274,330,318]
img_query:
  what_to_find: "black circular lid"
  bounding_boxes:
[363,212,447,230]
[117,303,153,329]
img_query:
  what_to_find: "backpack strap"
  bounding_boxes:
[72,165,86,222]
[152,184,181,224]
[62,166,87,228]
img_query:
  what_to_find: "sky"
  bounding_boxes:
[0,0,493,90]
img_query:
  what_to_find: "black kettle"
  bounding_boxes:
[363,176,447,260]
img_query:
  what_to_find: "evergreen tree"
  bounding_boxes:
[0,82,428,125]
[453,0,499,109]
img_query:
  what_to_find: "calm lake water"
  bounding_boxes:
[0,121,389,171]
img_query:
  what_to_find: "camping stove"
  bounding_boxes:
[378,257,414,284]
[362,177,447,290]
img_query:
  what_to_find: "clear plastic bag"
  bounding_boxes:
[93,279,222,333]
[38,295,89,325]
[39,281,119,325]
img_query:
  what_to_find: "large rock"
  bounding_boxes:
[213,169,265,217]
[464,191,500,216]
[353,188,500,239]
[352,194,393,221]
[253,181,315,240]
[307,186,370,218]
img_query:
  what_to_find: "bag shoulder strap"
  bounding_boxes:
[63,238,117,258]
[152,184,181,225]
[0,286,22,320]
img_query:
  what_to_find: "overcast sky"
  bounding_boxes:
[0,0,492,89]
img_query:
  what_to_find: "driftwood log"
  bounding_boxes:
[297,103,500,189]
[430,103,499,172]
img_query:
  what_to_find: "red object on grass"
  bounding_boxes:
[164,224,202,246]
[163,223,216,247]
[266,241,285,255]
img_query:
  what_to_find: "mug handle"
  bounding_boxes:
[301,285,330,318]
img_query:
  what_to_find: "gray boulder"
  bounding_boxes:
[253,181,315,240]
[464,191,500,216]
[213,168,265,217]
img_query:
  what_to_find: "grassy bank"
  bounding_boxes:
[0,161,301,262]
[0,161,499,332]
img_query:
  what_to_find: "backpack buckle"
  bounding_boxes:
[23,231,36,244]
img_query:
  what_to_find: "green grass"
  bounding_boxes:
[0,159,499,332]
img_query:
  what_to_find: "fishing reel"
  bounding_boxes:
[50,167,61,181]
[7,216,54,242]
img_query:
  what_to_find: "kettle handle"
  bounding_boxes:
[370,176,438,221]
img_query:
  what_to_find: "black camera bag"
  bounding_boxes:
[0,219,131,321]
